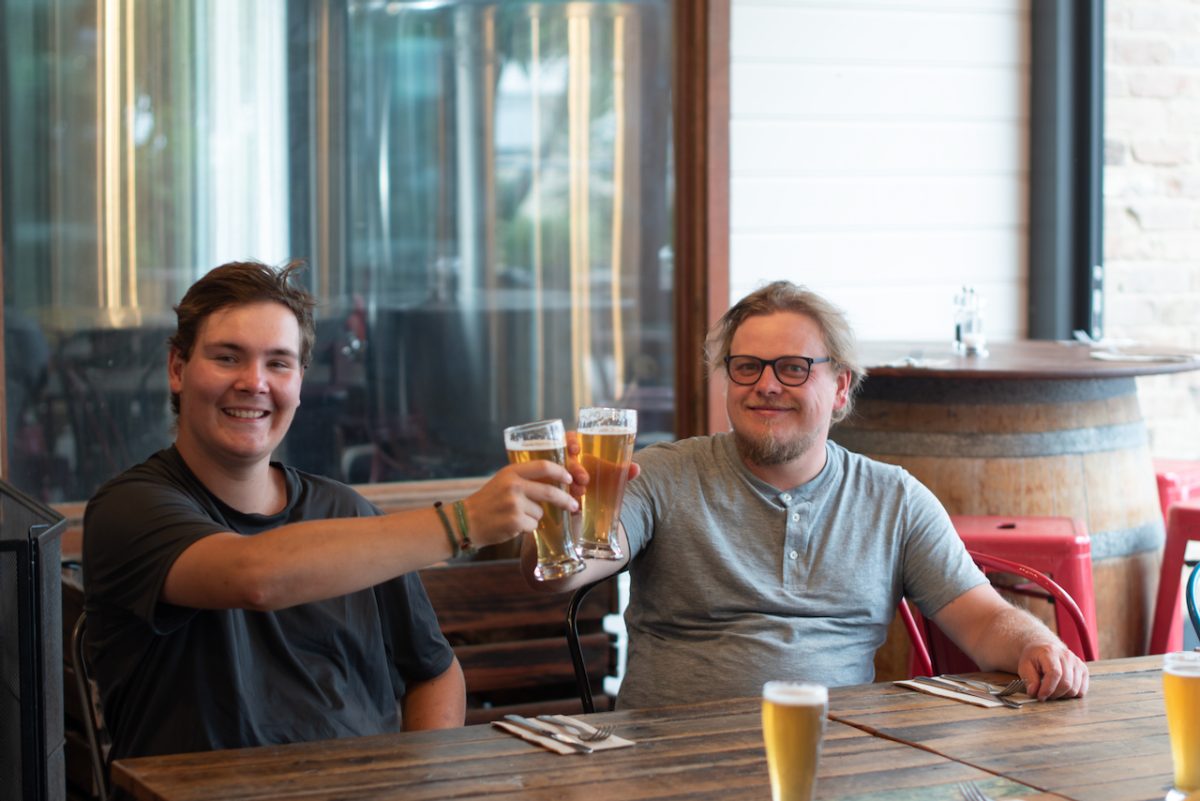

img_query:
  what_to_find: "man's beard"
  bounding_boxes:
[733,424,818,467]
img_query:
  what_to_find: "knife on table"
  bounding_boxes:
[910,676,1021,709]
[502,714,595,753]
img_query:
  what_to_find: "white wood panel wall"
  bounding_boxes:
[729,0,1030,343]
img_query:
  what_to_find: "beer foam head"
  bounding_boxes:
[581,425,636,436]
[578,407,637,429]
[762,681,828,706]
[507,438,564,451]
[1164,651,1200,677]
[503,418,565,448]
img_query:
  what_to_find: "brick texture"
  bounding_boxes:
[1107,0,1200,460]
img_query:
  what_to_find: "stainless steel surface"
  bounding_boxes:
[942,675,1026,700]
[502,714,594,753]
[538,715,615,742]
[911,676,1022,709]
[957,780,996,801]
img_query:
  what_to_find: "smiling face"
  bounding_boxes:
[168,300,304,475]
[725,312,850,481]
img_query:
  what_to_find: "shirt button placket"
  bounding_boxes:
[781,494,803,589]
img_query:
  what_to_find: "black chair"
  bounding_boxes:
[566,579,618,714]
[70,612,109,801]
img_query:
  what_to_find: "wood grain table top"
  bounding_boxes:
[828,655,1170,801]
[112,656,1167,801]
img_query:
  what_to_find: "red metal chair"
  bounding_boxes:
[1150,498,1200,653]
[949,515,1098,660]
[1155,458,1200,522]
[1149,459,1200,654]
[899,601,934,677]
[905,551,1098,677]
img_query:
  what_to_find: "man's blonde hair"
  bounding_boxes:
[704,281,866,423]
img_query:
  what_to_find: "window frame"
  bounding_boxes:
[1028,0,1105,341]
[12,1,1099,511]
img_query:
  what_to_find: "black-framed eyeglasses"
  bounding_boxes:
[723,355,832,387]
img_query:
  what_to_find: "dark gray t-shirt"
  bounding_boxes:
[617,434,985,708]
[83,446,453,759]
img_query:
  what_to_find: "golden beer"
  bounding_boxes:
[503,419,585,581]
[762,682,827,801]
[577,407,637,560]
[1164,652,1200,797]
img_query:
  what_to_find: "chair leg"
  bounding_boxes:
[566,585,596,714]
[1150,515,1192,654]
[72,614,108,801]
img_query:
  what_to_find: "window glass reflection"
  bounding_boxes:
[2,0,674,502]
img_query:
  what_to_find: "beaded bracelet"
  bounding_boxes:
[451,500,477,555]
[433,501,460,558]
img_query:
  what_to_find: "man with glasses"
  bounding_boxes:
[528,280,1088,706]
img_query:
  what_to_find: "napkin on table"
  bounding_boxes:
[491,716,636,755]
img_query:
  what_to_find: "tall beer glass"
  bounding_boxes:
[1164,651,1200,800]
[576,407,637,560]
[503,418,586,581]
[762,682,827,801]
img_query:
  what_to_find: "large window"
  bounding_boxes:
[1,0,675,502]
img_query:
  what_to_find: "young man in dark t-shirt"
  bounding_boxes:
[83,260,579,760]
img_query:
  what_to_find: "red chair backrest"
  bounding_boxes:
[903,550,1097,677]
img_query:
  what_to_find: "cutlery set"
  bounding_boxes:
[957,780,997,801]
[901,675,1029,708]
[502,715,597,752]
[913,676,1026,708]
[495,714,622,754]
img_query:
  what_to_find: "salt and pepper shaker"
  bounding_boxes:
[952,286,988,357]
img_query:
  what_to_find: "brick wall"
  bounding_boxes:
[1106,0,1200,459]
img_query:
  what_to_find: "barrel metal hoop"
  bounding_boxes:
[831,421,1149,458]
[1089,520,1165,560]
[855,376,1137,405]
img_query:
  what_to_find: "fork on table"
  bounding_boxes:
[943,676,1026,699]
[957,780,997,801]
[535,715,616,742]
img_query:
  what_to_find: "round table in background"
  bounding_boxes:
[829,339,1200,672]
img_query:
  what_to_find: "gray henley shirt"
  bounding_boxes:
[617,434,985,708]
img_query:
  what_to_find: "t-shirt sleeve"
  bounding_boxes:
[374,573,455,696]
[84,474,229,634]
[898,474,989,617]
[619,441,680,558]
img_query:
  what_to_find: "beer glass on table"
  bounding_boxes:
[1163,651,1200,800]
[503,418,586,582]
[576,407,637,560]
[762,681,827,801]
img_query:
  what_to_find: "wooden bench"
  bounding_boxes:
[417,558,618,724]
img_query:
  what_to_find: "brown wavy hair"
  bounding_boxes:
[167,259,316,415]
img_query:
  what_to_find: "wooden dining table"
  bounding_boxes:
[111,655,1172,801]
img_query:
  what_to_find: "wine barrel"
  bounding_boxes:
[832,374,1164,673]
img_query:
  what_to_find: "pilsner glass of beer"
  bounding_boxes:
[1163,651,1200,800]
[503,418,586,581]
[762,682,827,801]
[576,407,637,560]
